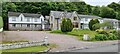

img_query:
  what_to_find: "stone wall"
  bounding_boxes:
[0,41,45,50]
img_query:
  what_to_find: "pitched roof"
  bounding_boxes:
[8,12,42,18]
[78,15,101,18]
[102,18,119,22]
[50,11,73,18]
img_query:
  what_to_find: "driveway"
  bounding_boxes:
[0,31,119,52]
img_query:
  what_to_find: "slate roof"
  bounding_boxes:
[8,12,42,18]
[50,11,73,18]
[78,15,101,18]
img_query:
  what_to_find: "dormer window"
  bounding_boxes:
[73,17,77,20]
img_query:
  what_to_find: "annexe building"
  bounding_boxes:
[8,12,45,31]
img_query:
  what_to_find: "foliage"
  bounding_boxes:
[92,23,101,30]
[95,34,108,41]
[0,16,3,28]
[116,12,120,20]
[61,18,67,32]
[89,19,100,31]
[95,29,108,35]
[66,18,73,32]
[61,18,73,32]
[51,29,97,40]
[99,6,116,18]
[100,21,113,29]
[92,6,100,16]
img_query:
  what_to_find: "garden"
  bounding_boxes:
[51,18,119,41]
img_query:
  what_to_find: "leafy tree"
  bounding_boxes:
[61,18,67,32]
[116,12,120,20]
[99,6,116,18]
[89,19,100,31]
[61,18,73,32]
[92,23,101,30]
[100,21,113,29]
[108,2,120,12]
[66,18,73,32]
[92,6,100,16]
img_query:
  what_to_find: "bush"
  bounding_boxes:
[61,18,73,32]
[109,30,117,34]
[95,34,108,41]
[108,33,118,40]
[95,29,108,35]
[89,19,100,31]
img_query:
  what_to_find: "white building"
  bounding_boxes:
[8,12,45,31]
[78,15,102,29]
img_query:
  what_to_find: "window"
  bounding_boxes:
[27,18,30,22]
[12,18,16,21]
[27,24,30,27]
[73,17,77,20]
[21,17,23,21]
[51,16,53,21]
[21,24,22,27]
[85,18,87,21]
[35,24,37,27]
[34,18,37,22]
[73,22,78,28]
[12,24,16,27]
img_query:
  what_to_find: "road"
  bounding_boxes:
[68,44,119,52]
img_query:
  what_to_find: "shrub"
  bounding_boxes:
[109,30,117,34]
[95,34,108,41]
[108,33,118,40]
[66,18,73,32]
[61,18,67,32]
[61,18,73,32]
[95,29,108,35]
[89,19,100,31]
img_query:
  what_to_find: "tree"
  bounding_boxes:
[116,12,120,20]
[89,19,100,31]
[108,2,120,12]
[92,6,100,16]
[99,6,116,18]
[61,18,67,32]
[100,21,113,29]
[66,18,73,32]
[61,18,73,32]
[92,23,101,30]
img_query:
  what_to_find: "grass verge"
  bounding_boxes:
[50,29,97,41]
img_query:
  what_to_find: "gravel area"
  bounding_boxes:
[0,31,119,52]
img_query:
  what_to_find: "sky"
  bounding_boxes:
[83,0,120,6]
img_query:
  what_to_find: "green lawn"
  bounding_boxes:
[2,44,57,52]
[0,16,3,28]
[51,29,97,40]
[2,46,47,52]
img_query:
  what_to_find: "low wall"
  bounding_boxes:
[0,41,45,50]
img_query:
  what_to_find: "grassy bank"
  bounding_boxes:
[2,44,57,52]
[51,29,97,40]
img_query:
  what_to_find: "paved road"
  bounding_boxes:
[68,44,119,52]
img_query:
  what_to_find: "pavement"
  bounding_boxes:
[67,43,119,52]
[0,31,119,52]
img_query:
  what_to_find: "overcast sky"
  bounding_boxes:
[83,0,120,6]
